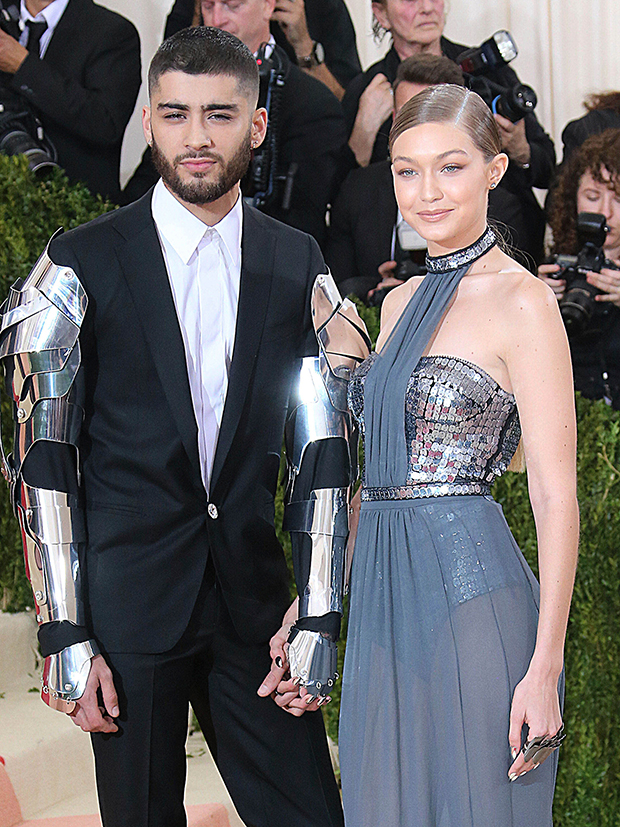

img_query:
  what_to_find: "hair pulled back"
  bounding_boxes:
[389,84,502,163]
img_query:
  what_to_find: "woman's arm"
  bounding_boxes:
[500,273,579,780]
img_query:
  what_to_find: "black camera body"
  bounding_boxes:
[458,31,537,124]
[0,2,58,175]
[550,212,618,336]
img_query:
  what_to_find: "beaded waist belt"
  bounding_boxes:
[361,482,491,502]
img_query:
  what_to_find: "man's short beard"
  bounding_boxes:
[151,130,252,205]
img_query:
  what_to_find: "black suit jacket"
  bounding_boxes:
[41,192,322,655]
[123,46,346,250]
[9,0,141,201]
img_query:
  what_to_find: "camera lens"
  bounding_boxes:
[0,129,58,176]
[560,286,596,337]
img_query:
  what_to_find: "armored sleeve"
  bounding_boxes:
[0,232,95,713]
[283,272,370,698]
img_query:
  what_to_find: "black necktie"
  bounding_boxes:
[25,20,48,56]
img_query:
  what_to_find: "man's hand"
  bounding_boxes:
[272,0,313,57]
[257,598,325,716]
[494,114,531,167]
[68,654,119,734]
[0,28,28,74]
[348,74,394,167]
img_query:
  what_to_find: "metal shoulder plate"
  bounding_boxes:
[0,231,87,484]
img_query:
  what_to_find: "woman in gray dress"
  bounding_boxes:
[338,85,578,826]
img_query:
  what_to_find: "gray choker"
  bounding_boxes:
[425,227,497,274]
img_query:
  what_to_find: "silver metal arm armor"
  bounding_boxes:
[0,234,94,713]
[284,272,370,697]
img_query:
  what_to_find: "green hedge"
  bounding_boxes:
[1,154,620,824]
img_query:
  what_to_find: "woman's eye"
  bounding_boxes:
[442,164,462,173]
[396,168,416,177]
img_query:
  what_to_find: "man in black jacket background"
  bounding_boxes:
[0,0,141,202]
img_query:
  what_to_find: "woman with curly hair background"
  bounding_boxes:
[539,128,620,407]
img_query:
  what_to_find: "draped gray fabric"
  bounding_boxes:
[339,267,562,827]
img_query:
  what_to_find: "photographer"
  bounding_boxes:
[538,129,620,408]
[163,0,361,99]
[341,0,555,264]
[0,0,141,201]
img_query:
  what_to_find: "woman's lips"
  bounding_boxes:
[417,209,453,222]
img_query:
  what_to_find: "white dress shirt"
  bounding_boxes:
[19,0,70,56]
[152,179,243,494]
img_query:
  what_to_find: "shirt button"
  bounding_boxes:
[207,503,219,520]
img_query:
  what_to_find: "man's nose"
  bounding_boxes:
[185,119,212,150]
[210,3,229,29]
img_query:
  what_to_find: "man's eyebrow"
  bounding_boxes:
[156,102,240,113]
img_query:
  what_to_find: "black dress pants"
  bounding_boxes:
[90,571,343,827]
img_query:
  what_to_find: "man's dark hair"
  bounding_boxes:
[148,27,259,104]
[393,54,464,93]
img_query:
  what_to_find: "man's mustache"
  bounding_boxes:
[174,151,223,165]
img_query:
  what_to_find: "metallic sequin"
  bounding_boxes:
[349,353,521,501]
[425,227,497,274]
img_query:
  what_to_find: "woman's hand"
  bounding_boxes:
[507,666,563,780]
[537,263,565,300]
[257,597,324,716]
[587,261,620,307]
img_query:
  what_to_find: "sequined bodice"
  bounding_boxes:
[349,353,521,493]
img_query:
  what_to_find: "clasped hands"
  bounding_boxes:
[257,597,330,716]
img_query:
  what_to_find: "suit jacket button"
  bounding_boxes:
[208,503,219,520]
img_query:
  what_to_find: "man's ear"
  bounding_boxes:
[251,108,268,150]
[142,105,153,147]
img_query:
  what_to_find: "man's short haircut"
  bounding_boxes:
[148,27,259,105]
[393,54,465,93]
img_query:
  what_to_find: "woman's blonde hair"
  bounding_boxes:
[389,84,502,162]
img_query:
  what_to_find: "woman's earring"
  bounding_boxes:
[489,182,497,189]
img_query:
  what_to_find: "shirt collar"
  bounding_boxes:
[254,35,276,59]
[20,0,69,30]
[152,179,243,269]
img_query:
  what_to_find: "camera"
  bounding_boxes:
[0,3,58,175]
[245,44,297,212]
[458,31,537,123]
[367,222,427,307]
[550,212,618,336]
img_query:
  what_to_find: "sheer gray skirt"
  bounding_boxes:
[339,494,561,827]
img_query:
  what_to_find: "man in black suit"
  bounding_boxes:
[1,26,342,827]
[124,0,346,250]
[0,0,141,201]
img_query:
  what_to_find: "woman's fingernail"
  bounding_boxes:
[305,694,315,704]
[509,773,518,782]
[511,747,518,760]
[275,656,283,668]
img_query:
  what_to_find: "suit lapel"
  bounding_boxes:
[112,194,202,487]
[210,206,276,494]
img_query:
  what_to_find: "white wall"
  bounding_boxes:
[101,0,620,184]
